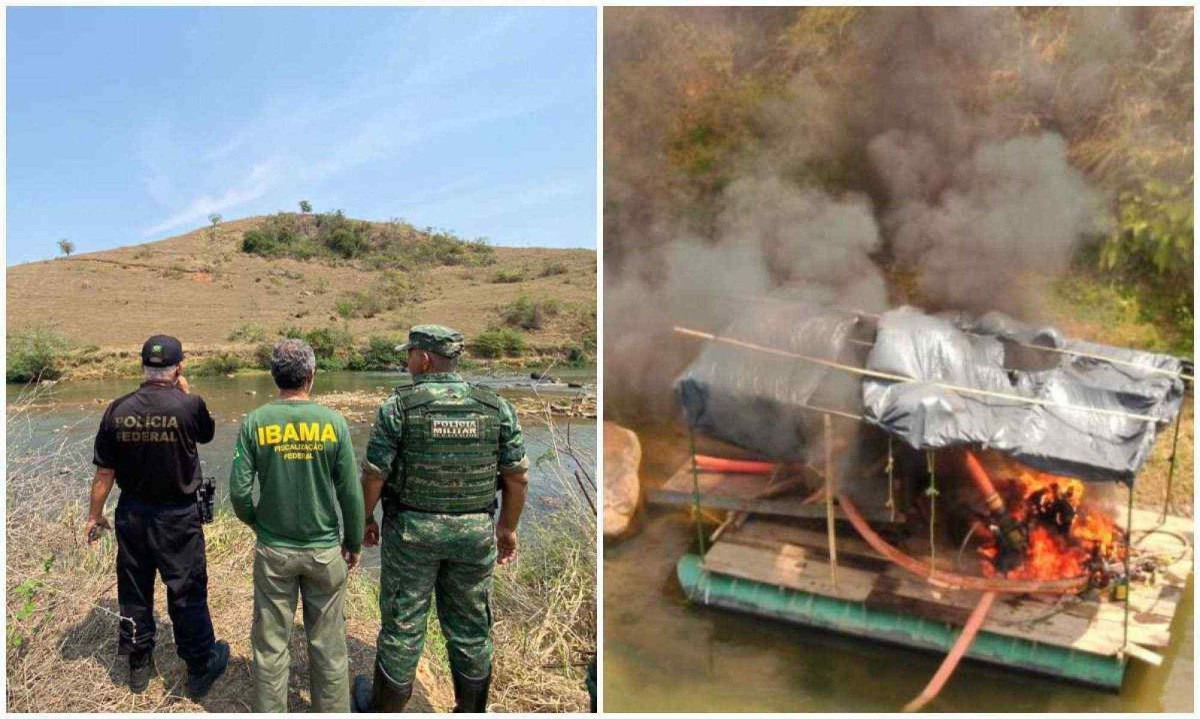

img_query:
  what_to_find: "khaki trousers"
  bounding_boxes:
[251,543,349,712]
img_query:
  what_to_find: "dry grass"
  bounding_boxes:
[1134,394,1194,517]
[6,508,453,713]
[1042,272,1195,516]
[5,397,595,713]
[7,215,596,362]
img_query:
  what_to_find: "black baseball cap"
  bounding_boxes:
[141,335,184,367]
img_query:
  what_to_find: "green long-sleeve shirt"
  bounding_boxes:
[230,399,364,553]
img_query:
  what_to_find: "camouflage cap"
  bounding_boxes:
[396,324,465,358]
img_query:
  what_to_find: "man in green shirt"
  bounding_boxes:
[230,339,365,712]
[352,325,529,712]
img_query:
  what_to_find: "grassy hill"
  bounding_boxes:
[7,214,596,379]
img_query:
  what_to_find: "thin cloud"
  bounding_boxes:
[142,161,278,236]
[137,9,570,239]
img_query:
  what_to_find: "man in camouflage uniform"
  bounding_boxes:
[353,325,529,712]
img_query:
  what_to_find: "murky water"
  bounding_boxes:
[604,425,1194,713]
[8,369,596,566]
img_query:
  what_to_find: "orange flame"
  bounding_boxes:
[977,455,1123,581]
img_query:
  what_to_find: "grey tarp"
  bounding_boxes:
[862,307,1186,484]
[674,301,866,460]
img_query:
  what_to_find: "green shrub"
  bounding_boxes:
[344,350,368,372]
[253,343,275,369]
[336,290,388,319]
[539,261,569,277]
[361,336,404,369]
[240,212,494,270]
[491,268,525,284]
[304,326,355,360]
[194,353,244,376]
[565,322,597,365]
[1096,180,1194,353]
[470,328,526,358]
[501,295,561,331]
[6,326,72,383]
[227,323,267,343]
[325,226,367,259]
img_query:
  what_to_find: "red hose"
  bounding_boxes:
[903,591,997,712]
[837,493,1087,594]
[962,450,1005,515]
[693,454,777,474]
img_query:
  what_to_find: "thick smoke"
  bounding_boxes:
[604,180,887,418]
[854,9,1108,314]
[604,7,1162,422]
[872,132,1104,314]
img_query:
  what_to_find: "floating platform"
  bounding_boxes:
[651,463,900,524]
[674,490,1193,690]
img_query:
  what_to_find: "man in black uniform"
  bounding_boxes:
[85,335,230,697]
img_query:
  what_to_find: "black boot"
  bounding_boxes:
[452,671,491,713]
[186,639,229,699]
[128,649,154,694]
[353,663,412,712]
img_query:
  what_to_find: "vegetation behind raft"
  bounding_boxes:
[605,7,1193,355]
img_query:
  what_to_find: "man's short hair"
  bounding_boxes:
[144,364,178,382]
[427,352,459,372]
[271,339,316,390]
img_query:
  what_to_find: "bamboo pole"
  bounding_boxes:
[824,414,839,586]
[1122,484,1134,653]
[1160,402,1185,524]
[674,326,1162,424]
[688,426,707,557]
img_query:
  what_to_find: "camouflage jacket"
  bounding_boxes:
[364,372,529,513]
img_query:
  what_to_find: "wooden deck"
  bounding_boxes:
[697,506,1192,666]
[650,463,902,524]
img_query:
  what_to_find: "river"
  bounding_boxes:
[604,424,1194,712]
[7,369,596,566]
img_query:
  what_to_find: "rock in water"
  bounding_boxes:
[603,422,642,540]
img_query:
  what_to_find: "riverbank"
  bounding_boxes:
[33,343,589,383]
[6,509,593,712]
[6,398,596,712]
[318,389,597,423]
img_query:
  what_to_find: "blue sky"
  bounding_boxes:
[6,7,596,265]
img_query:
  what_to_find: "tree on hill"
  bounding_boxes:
[206,213,223,245]
[299,200,312,213]
[56,238,74,257]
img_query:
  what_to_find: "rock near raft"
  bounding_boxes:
[603,422,642,540]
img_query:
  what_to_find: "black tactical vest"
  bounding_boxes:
[393,383,504,513]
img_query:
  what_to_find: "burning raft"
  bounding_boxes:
[657,301,1191,691]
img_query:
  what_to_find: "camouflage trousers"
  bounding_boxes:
[376,511,496,684]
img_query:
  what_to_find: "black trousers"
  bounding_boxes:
[115,493,215,670]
